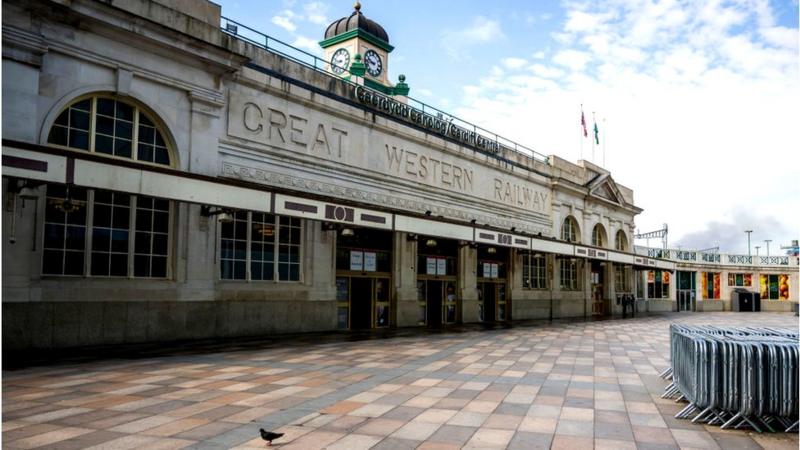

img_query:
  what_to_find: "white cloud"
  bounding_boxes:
[271,10,297,32]
[502,57,527,69]
[303,1,329,25]
[292,35,320,54]
[441,17,504,60]
[552,49,591,71]
[451,0,799,251]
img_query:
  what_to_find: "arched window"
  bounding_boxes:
[561,216,579,243]
[615,230,627,252]
[592,224,606,247]
[47,95,173,166]
[42,95,174,278]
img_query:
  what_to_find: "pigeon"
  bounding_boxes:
[259,428,284,446]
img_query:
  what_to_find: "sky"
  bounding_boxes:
[216,0,799,255]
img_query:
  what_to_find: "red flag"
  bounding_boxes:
[581,110,588,137]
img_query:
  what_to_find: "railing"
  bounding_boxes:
[727,254,752,264]
[220,16,549,164]
[761,256,790,266]
[635,246,796,268]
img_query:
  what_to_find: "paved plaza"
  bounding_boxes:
[3,312,799,450]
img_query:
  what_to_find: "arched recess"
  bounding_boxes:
[592,223,607,248]
[561,216,580,243]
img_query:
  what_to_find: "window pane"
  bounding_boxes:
[152,211,169,233]
[92,228,110,251]
[134,255,149,277]
[65,225,86,250]
[70,109,90,130]
[234,261,246,279]
[138,143,154,162]
[44,224,65,249]
[114,139,132,158]
[91,252,110,276]
[115,120,132,140]
[48,125,68,146]
[116,102,133,121]
[139,114,154,127]
[96,115,114,136]
[93,204,111,227]
[111,230,129,252]
[151,256,167,278]
[112,206,130,229]
[42,249,64,275]
[152,234,168,256]
[110,254,128,276]
[97,98,115,116]
[136,210,152,231]
[64,251,84,275]
[69,130,89,150]
[154,147,170,165]
[138,125,154,144]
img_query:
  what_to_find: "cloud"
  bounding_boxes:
[450,0,799,249]
[303,1,329,25]
[502,57,527,69]
[673,211,791,255]
[271,10,297,32]
[416,88,433,97]
[441,17,504,59]
[292,35,321,54]
[552,49,591,71]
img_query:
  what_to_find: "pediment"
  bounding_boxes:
[588,174,625,206]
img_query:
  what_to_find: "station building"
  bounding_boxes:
[2,0,796,351]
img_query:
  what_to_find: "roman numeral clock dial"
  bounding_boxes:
[330,48,350,74]
[364,49,382,77]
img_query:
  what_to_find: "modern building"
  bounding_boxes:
[2,0,796,352]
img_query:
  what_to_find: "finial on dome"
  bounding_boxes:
[354,1,361,12]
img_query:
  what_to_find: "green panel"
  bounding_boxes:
[319,28,394,52]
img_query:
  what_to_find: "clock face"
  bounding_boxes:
[330,48,350,74]
[364,49,382,77]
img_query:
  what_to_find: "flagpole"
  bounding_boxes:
[592,111,597,162]
[580,104,584,161]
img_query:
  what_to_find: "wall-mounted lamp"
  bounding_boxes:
[406,233,419,242]
[487,247,497,254]
[533,253,543,258]
[201,205,233,223]
[50,186,83,213]
[425,238,437,248]
[425,210,432,216]
[341,228,354,237]
[510,227,516,232]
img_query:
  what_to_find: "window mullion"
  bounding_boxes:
[129,196,137,279]
[84,190,95,277]
[273,216,279,283]
[89,97,97,153]
[246,212,252,282]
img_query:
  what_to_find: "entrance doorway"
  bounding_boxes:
[335,228,392,329]
[677,271,696,312]
[591,261,606,316]
[477,246,509,322]
[417,238,458,327]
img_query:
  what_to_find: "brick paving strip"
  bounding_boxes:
[3,312,799,449]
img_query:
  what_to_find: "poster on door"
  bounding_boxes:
[426,257,437,275]
[350,251,364,271]
[490,263,498,279]
[363,252,377,272]
[436,258,447,276]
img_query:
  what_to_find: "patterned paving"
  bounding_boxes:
[3,312,798,449]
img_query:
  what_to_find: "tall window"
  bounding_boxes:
[615,230,627,251]
[522,253,548,289]
[615,266,628,292]
[592,224,606,247]
[561,216,579,243]
[220,212,302,281]
[560,258,580,290]
[48,95,171,165]
[42,184,170,278]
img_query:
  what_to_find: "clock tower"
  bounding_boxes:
[320,2,408,96]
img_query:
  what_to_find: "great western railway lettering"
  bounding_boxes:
[494,178,549,213]
[240,101,348,158]
[386,145,473,192]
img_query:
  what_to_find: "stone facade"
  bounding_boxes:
[4,0,790,353]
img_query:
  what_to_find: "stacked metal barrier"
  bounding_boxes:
[661,324,799,433]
